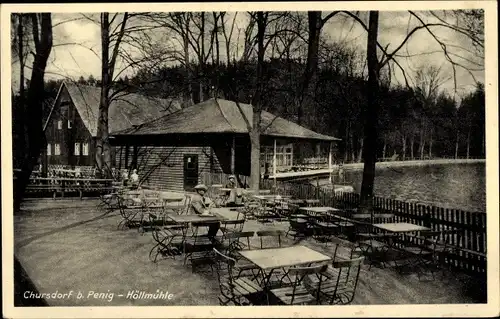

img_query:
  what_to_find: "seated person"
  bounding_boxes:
[190,184,220,238]
[225,175,244,207]
[130,169,139,189]
[121,170,129,187]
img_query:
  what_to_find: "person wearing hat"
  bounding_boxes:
[190,184,220,238]
[225,175,244,207]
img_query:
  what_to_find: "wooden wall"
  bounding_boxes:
[115,145,224,191]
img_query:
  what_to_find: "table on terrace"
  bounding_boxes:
[239,245,331,304]
[253,194,292,200]
[299,206,341,218]
[373,223,430,233]
[165,211,227,224]
[372,222,431,250]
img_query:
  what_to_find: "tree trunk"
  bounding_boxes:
[96,13,111,178]
[466,128,471,159]
[359,11,379,216]
[455,130,459,159]
[402,135,406,160]
[214,13,220,66]
[428,130,433,159]
[17,14,26,168]
[183,17,193,106]
[382,140,386,159]
[14,13,53,211]
[344,124,349,162]
[249,129,261,191]
[297,11,322,126]
[350,135,355,163]
[357,138,363,163]
[410,136,414,160]
[248,11,266,191]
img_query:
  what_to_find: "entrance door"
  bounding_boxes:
[183,154,199,191]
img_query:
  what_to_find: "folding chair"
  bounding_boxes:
[183,221,221,272]
[219,211,245,235]
[149,223,188,262]
[396,230,443,280]
[213,248,264,305]
[256,230,285,249]
[354,220,393,270]
[116,195,146,231]
[270,264,328,305]
[285,217,310,240]
[306,257,364,305]
[311,214,339,246]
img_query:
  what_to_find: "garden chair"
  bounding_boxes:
[395,230,444,280]
[285,217,310,240]
[433,229,464,273]
[149,223,188,262]
[242,196,261,220]
[219,211,245,235]
[183,221,222,272]
[311,214,339,246]
[353,220,393,269]
[166,194,191,215]
[116,195,146,231]
[256,230,285,249]
[305,257,364,305]
[213,248,264,306]
[270,264,328,305]
[220,231,262,280]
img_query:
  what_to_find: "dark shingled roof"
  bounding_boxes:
[117,98,340,141]
[45,82,182,136]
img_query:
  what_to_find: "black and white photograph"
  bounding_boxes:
[2,1,498,318]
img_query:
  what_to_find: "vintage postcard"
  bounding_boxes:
[1,1,498,318]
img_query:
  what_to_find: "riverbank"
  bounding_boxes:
[270,158,485,179]
[340,158,485,171]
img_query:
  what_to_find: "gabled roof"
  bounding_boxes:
[117,98,340,141]
[44,82,182,136]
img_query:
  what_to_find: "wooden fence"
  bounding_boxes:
[201,172,486,277]
[262,178,487,276]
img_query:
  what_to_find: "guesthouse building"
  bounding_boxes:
[112,98,340,191]
[41,82,181,174]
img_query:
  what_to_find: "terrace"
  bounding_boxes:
[14,194,485,307]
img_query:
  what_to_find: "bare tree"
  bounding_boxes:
[96,12,129,177]
[219,12,238,65]
[337,9,484,215]
[414,64,449,159]
[13,13,53,211]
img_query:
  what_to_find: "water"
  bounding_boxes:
[324,163,486,213]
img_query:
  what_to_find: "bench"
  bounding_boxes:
[26,178,114,199]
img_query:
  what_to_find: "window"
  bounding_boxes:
[68,120,73,129]
[47,143,52,156]
[74,143,80,156]
[57,120,62,130]
[260,144,294,168]
[82,143,89,156]
[54,144,61,155]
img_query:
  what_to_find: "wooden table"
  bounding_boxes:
[373,222,430,233]
[299,206,340,218]
[253,194,292,200]
[299,206,340,214]
[166,213,226,224]
[239,245,331,270]
[239,245,331,304]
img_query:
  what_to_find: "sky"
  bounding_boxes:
[10,9,485,100]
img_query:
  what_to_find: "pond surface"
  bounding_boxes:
[324,163,486,212]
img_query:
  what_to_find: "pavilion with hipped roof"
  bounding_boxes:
[111,98,340,190]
